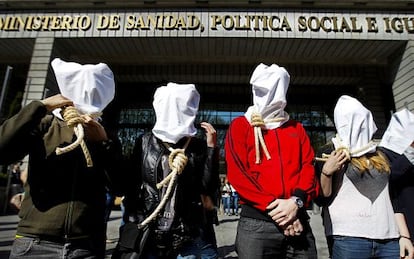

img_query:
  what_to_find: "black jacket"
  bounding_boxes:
[119,132,219,256]
[124,132,219,224]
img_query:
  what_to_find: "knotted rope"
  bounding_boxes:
[314,134,376,162]
[314,147,351,162]
[55,106,96,167]
[251,112,286,164]
[138,137,191,228]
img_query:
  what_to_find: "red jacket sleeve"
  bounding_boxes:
[292,122,320,205]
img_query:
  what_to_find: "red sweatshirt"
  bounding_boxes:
[225,116,319,211]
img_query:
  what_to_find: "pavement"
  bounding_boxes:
[0,207,329,259]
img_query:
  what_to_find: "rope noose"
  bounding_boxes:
[314,135,351,162]
[314,134,378,162]
[251,112,271,164]
[138,137,191,228]
[250,112,286,164]
[55,106,93,167]
[314,147,351,162]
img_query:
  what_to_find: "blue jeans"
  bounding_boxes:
[222,196,231,214]
[9,236,103,258]
[105,192,115,223]
[332,236,399,259]
[232,194,239,214]
[120,200,125,227]
[177,234,218,259]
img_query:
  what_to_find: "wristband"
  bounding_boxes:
[321,170,333,178]
[400,235,411,240]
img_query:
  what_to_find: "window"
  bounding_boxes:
[117,106,335,169]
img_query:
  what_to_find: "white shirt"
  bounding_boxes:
[323,171,399,239]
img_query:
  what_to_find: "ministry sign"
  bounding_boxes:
[0,11,413,40]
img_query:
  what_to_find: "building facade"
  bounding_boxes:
[0,0,413,165]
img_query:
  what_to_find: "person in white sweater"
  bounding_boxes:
[316,95,413,259]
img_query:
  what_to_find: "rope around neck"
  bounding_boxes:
[314,134,376,162]
[314,147,351,162]
[251,112,286,164]
[138,137,191,228]
[55,106,94,167]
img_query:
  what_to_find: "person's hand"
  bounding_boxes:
[322,150,348,177]
[10,193,24,210]
[399,236,414,259]
[200,194,215,211]
[283,219,303,236]
[82,115,108,142]
[41,94,73,112]
[201,122,217,148]
[266,198,298,228]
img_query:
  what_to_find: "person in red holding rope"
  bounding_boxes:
[0,58,124,258]
[112,83,220,259]
[225,63,320,259]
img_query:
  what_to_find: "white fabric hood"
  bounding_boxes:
[51,58,115,115]
[152,82,199,144]
[332,95,377,157]
[379,108,414,154]
[244,63,290,129]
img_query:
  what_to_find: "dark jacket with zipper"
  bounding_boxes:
[0,101,123,248]
[118,132,219,257]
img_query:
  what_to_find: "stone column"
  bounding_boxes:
[22,35,55,106]
[392,40,414,111]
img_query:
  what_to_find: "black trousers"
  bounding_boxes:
[235,216,317,259]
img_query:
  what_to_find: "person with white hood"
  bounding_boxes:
[0,58,124,258]
[225,63,320,259]
[112,83,219,259]
[379,108,414,255]
[315,95,413,258]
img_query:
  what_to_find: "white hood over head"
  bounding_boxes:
[152,82,199,144]
[51,58,115,115]
[332,95,377,157]
[380,108,414,154]
[245,63,290,129]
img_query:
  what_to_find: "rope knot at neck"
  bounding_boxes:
[314,147,351,162]
[168,148,188,175]
[251,112,265,128]
[55,106,93,167]
[335,146,351,161]
[314,134,376,162]
[251,112,271,164]
[62,106,84,127]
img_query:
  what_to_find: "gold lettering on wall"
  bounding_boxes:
[0,15,92,31]
[210,15,292,31]
[125,15,202,31]
[297,16,363,32]
[97,15,121,30]
[0,13,413,35]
